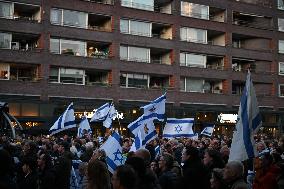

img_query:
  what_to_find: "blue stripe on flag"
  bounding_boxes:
[241,87,255,159]
[163,133,196,138]
[135,136,140,149]
[57,115,63,130]
[112,132,121,143]
[106,156,117,172]
[68,104,74,111]
[142,130,157,146]
[151,94,166,104]
[97,103,109,111]
[167,119,194,124]
[65,121,76,127]
[252,113,261,131]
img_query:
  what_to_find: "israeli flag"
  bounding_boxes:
[155,145,161,158]
[141,93,166,121]
[201,123,215,137]
[100,131,124,173]
[77,116,92,138]
[90,103,111,122]
[163,118,195,138]
[70,166,78,189]
[229,71,262,162]
[103,103,117,128]
[128,115,157,146]
[129,130,143,152]
[49,103,76,135]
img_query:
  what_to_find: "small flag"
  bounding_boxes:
[229,71,262,162]
[90,103,111,122]
[141,93,166,121]
[201,123,215,137]
[155,145,161,158]
[49,103,76,135]
[163,118,195,138]
[103,103,117,128]
[100,131,124,173]
[77,116,92,138]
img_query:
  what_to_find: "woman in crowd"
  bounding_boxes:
[87,159,111,189]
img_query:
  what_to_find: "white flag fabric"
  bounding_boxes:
[49,102,76,135]
[103,103,117,128]
[90,103,111,122]
[128,115,157,147]
[129,130,143,152]
[155,145,161,158]
[100,131,124,173]
[229,71,262,162]
[141,93,166,121]
[163,118,195,138]
[77,116,92,138]
[201,124,215,137]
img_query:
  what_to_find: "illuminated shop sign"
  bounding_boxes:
[75,110,124,120]
[217,113,238,123]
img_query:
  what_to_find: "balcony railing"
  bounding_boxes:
[233,0,272,8]
[0,14,40,22]
[233,19,272,30]
[80,0,114,5]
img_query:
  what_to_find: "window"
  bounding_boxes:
[280,62,284,75]
[181,2,209,20]
[50,8,87,28]
[180,53,206,68]
[120,45,150,63]
[279,18,284,32]
[0,1,12,19]
[278,0,284,10]
[0,32,11,49]
[120,19,151,37]
[279,84,284,97]
[121,0,154,11]
[180,77,204,93]
[49,67,85,85]
[120,73,149,88]
[180,27,207,44]
[279,40,284,53]
[0,63,9,80]
[50,38,87,56]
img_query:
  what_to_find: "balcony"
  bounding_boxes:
[121,0,172,14]
[232,33,271,52]
[232,58,272,73]
[85,70,110,86]
[232,80,272,96]
[233,12,273,30]
[0,1,41,22]
[81,0,114,5]
[233,0,272,8]
[87,42,111,59]
[150,48,171,65]
[88,14,112,32]
[0,63,40,82]
[232,81,245,95]
[152,23,172,40]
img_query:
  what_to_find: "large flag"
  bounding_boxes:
[100,131,124,173]
[49,102,76,135]
[90,103,111,122]
[141,93,166,121]
[201,123,215,137]
[229,71,262,162]
[103,103,117,128]
[77,116,92,138]
[163,118,195,138]
[128,115,157,147]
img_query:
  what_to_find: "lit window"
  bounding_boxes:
[121,0,154,11]
[181,1,209,20]
[0,63,9,80]
[180,27,207,44]
[120,19,151,37]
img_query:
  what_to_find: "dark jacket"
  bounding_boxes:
[38,167,56,189]
[19,171,38,189]
[159,170,178,189]
[54,151,72,189]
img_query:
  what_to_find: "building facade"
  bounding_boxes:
[0,0,284,136]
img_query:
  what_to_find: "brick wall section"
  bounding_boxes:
[169,75,174,88]
[108,70,113,85]
[222,80,229,94]
[170,50,174,65]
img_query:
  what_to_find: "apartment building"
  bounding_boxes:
[0,0,283,136]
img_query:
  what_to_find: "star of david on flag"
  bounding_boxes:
[100,131,124,173]
[90,103,111,122]
[163,118,195,138]
[141,93,166,121]
[77,116,92,138]
[49,102,76,135]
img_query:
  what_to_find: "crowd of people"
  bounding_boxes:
[0,133,284,189]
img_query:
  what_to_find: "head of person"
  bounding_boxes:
[112,165,137,189]
[181,146,200,163]
[158,153,174,172]
[134,149,151,166]
[23,140,37,155]
[210,168,225,189]
[87,159,110,189]
[203,149,225,169]
[37,152,53,170]
[92,148,106,162]
[223,161,244,182]
[125,156,146,178]
[150,160,159,173]
[256,142,266,153]
[58,141,70,154]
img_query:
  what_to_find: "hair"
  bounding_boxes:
[205,149,225,169]
[135,149,151,166]
[226,161,244,179]
[87,159,110,189]
[161,152,174,170]
[38,151,53,169]
[115,165,137,189]
[184,146,200,161]
[125,157,146,178]
[22,156,37,171]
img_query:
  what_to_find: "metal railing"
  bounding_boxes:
[80,0,114,5]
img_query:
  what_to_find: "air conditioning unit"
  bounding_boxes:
[11,42,19,50]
